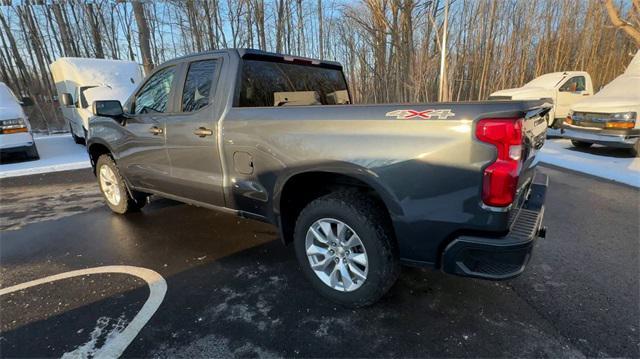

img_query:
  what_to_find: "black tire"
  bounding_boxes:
[70,123,83,144]
[293,190,400,307]
[630,140,640,157]
[571,140,592,149]
[96,154,146,214]
[25,143,39,161]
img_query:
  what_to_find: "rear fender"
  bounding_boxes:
[272,163,404,218]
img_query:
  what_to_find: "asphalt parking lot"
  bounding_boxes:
[0,165,638,358]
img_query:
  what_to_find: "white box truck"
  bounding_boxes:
[490,71,593,128]
[50,58,143,144]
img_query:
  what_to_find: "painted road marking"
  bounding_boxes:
[0,265,167,358]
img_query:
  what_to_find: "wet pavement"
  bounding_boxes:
[0,166,638,357]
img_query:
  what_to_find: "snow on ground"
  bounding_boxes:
[0,134,90,179]
[537,130,640,188]
[0,131,638,188]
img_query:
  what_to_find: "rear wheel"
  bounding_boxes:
[96,155,146,214]
[571,140,592,149]
[294,190,399,307]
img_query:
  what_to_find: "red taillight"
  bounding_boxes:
[476,118,524,207]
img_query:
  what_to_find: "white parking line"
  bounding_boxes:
[0,265,167,358]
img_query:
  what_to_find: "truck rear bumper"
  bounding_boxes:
[441,172,548,280]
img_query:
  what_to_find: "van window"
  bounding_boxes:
[182,60,218,112]
[560,76,586,92]
[238,60,349,107]
[78,86,97,108]
[133,66,176,114]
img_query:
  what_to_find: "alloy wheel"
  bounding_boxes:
[305,218,369,292]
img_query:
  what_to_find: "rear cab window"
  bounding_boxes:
[181,59,219,112]
[237,57,350,107]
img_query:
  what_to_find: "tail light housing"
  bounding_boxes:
[476,118,524,207]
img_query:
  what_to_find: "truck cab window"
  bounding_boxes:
[560,76,585,92]
[238,59,349,107]
[182,60,218,112]
[133,66,176,114]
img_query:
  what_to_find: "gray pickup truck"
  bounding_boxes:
[88,49,550,306]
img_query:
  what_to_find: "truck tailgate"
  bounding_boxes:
[517,104,551,204]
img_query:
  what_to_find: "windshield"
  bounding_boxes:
[0,84,19,105]
[238,59,350,107]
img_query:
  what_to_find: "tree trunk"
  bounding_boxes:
[275,0,285,53]
[604,0,640,46]
[86,2,105,58]
[133,1,154,74]
[318,0,323,59]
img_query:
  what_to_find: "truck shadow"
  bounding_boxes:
[565,144,634,158]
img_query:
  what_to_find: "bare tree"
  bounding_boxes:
[604,0,640,46]
[132,1,154,73]
[85,2,105,58]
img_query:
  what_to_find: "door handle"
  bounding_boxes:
[149,126,163,135]
[193,127,213,137]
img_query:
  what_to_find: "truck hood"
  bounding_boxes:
[571,99,639,113]
[490,87,552,100]
[571,72,639,113]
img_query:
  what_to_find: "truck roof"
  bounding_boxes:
[163,48,343,69]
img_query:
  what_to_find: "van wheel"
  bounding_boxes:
[293,190,399,307]
[25,143,39,161]
[70,123,83,144]
[82,127,88,145]
[630,141,640,157]
[551,118,564,129]
[571,140,592,149]
[96,155,146,214]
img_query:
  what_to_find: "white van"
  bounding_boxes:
[0,82,38,161]
[563,52,640,156]
[490,71,594,128]
[50,58,143,144]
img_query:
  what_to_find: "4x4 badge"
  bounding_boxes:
[386,109,455,120]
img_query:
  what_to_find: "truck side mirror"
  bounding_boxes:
[60,93,73,107]
[93,100,124,118]
[20,97,34,107]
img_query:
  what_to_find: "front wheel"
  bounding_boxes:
[551,117,564,129]
[96,155,146,214]
[70,123,83,144]
[294,190,400,307]
[630,140,640,157]
[25,143,39,161]
[571,140,592,149]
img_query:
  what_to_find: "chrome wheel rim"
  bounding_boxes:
[99,165,121,205]
[305,218,369,292]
